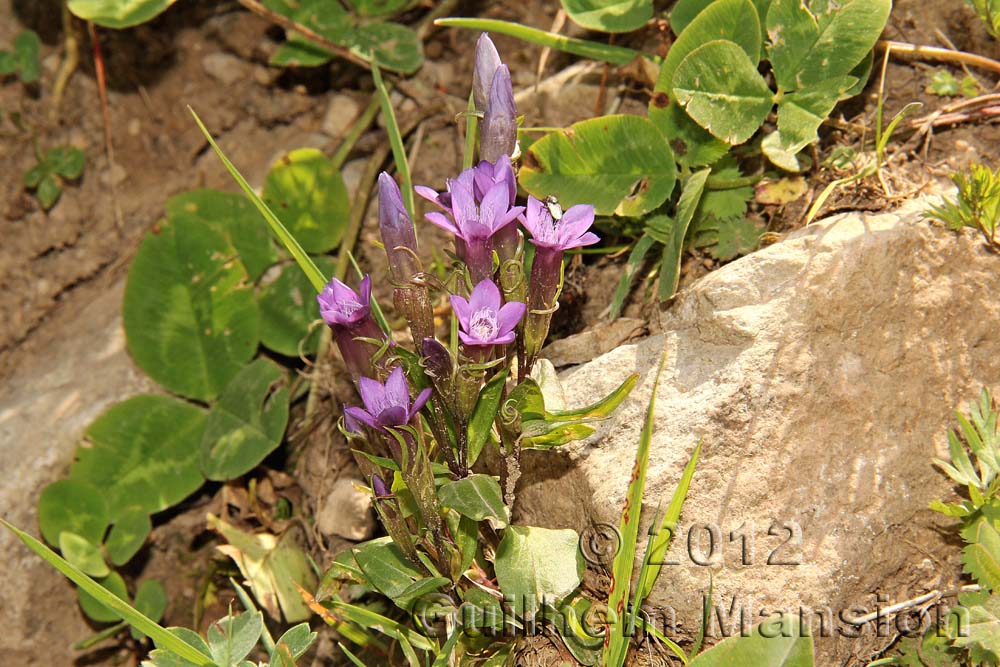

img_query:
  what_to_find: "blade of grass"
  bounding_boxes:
[2,519,217,666]
[603,353,668,667]
[634,441,702,603]
[189,107,327,293]
[609,234,655,320]
[463,91,477,170]
[435,18,645,66]
[339,643,371,667]
[371,63,414,222]
[691,574,712,657]
[73,621,127,650]
[635,614,689,665]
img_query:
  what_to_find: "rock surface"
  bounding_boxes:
[0,277,156,666]
[517,201,998,664]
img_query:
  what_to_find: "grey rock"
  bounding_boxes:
[321,94,361,139]
[517,200,998,664]
[202,52,248,86]
[0,279,157,665]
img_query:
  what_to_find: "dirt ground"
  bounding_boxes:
[2,0,999,665]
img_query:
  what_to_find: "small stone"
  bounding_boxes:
[322,94,361,139]
[340,158,366,199]
[127,119,141,136]
[201,53,247,86]
[316,478,375,541]
[100,161,128,188]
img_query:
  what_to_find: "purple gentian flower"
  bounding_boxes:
[317,275,372,327]
[317,275,386,382]
[416,167,524,282]
[520,196,600,251]
[472,33,502,112]
[450,279,526,347]
[378,172,419,282]
[481,65,517,164]
[372,474,391,498]
[344,366,431,432]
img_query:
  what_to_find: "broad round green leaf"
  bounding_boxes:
[659,0,761,94]
[37,479,109,547]
[649,96,730,169]
[78,570,129,623]
[520,115,676,217]
[200,359,290,481]
[257,257,335,357]
[352,537,424,599]
[438,475,509,527]
[352,0,409,16]
[67,0,177,28]
[670,0,771,43]
[561,0,653,33]
[206,611,264,667]
[766,0,891,92]
[263,148,350,254]
[71,395,208,519]
[494,526,584,607]
[673,40,774,145]
[350,22,424,74]
[49,147,86,179]
[58,532,109,578]
[166,190,278,281]
[105,505,153,566]
[123,217,259,401]
[688,616,813,666]
[130,579,168,640]
[762,75,856,171]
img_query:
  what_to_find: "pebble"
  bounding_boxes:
[201,53,247,86]
[315,478,375,541]
[321,94,361,139]
[340,158,366,199]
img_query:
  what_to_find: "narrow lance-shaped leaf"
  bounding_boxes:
[659,168,710,300]
[189,107,327,293]
[1,519,218,667]
[635,441,702,602]
[603,353,667,667]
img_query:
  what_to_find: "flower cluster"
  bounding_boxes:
[316,33,599,507]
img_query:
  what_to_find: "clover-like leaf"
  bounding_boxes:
[67,0,178,28]
[263,148,350,255]
[123,217,259,401]
[766,0,890,92]
[520,114,676,217]
[130,579,168,640]
[560,0,653,33]
[673,39,774,145]
[78,570,129,623]
[37,478,109,547]
[257,257,335,357]
[59,532,109,578]
[105,505,153,566]
[71,395,207,520]
[166,190,278,281]
[201,358,290,481]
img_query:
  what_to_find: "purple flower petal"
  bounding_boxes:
[458,330,486,346]
[558,204,596,239]
[479,182,510,230]
[496,301,527,334]
[450,294,472,330]
[358,376,385,415]
[576,231,601,247]
[468,279,502,313]
[415,185,443,206]
[378,405,409,427]
[344,405,377,430]
[343,408,365,434]
[359,275,372,306]
[384,366,409,408]
[410,387,432,417]
[425,211,459,234]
